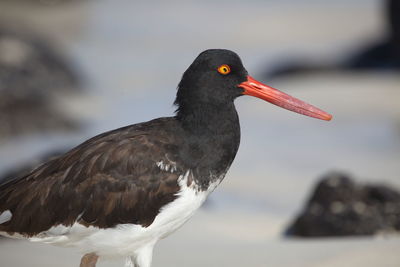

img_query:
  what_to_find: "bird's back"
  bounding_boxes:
[0,117,185,237]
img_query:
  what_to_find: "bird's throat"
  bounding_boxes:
[176,102,241,190]
[177,102,239,135]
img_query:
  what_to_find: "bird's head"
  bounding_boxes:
[175,49,332,121]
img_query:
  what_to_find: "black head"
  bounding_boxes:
[174,49,248,116]
[175,49,332,121]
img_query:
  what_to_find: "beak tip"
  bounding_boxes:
[324,114,333,121]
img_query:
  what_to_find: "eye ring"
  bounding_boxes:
[217,64,231,75]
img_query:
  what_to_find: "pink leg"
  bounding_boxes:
[80,253,99,267]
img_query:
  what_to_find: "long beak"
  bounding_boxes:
[238,76,332,121]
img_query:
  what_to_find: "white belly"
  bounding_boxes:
[27,170,222,257]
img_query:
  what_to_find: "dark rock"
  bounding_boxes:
[0,26,81,139]
[286,171,400,237]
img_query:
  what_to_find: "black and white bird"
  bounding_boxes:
[0,49,332,267]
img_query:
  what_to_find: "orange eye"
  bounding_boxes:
[217,64,231,75]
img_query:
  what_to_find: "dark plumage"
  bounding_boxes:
[0,118,182,235]
[0,50,246,237]
[0,49,331,267]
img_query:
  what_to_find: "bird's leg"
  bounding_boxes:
[130,244,154,267]
[80,253,99,267]
[125,256,134,267]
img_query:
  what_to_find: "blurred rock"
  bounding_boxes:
[264,0,400,79]
[0,26,81,140]
[286,172,400,237]
[344,0,400,70]
[0,148,65,184]
[0,0,79,5]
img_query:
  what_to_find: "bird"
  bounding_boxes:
[0,49,332,267]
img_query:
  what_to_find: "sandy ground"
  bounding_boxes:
[1,210,400,267]
[1,0,400,266]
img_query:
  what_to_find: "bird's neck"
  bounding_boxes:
[176,101,239,135]
[175,102,241,190]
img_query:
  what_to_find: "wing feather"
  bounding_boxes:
[0,118,183,237]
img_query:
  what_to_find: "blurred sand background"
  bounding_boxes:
[0,0,400,266]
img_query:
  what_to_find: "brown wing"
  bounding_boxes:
[0,118,183,237]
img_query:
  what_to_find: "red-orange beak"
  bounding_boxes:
[238,76,332,121]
